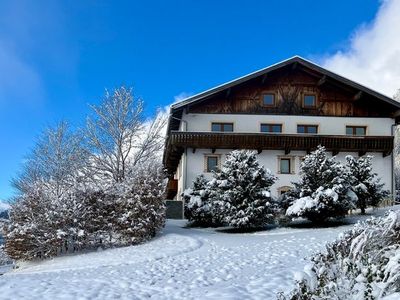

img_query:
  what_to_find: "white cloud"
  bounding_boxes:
[322,0,400,98]
[162,91,193,114]
[173,92,193,103]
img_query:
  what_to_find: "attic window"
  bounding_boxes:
[303,94,316,108]
[263,93,275,106]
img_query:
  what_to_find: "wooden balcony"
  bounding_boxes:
[163,131,394,173]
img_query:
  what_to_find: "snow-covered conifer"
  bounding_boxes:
[284,146,355,223]
[212,150,278,228]
[183,175,220,227]
[346,155,389,214]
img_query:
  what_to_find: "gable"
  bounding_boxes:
[187,66,395,117]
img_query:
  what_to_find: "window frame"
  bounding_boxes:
[303,93,317,108]
[297,124,319,134]
[346,125,367,136]
[204,154,220,173]
[279,158,291,174]
[211,122,234,132]
[278,186,292,196]
[261,93,276,107]
[260,123,283,133]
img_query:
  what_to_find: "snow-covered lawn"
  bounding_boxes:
[0,208,397,300]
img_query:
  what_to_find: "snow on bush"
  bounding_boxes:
[284,211,400,300]
[0,216,12,266]
[111,162,166,244]
[0,245,12,266]
[283,146,356,223]
[184,150,278,228]
[5,182,92,260]
[5,87,167,261]
[183,175,221,227]
[346,155,389,214]
[5,162,166,260]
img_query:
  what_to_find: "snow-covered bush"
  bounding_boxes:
[5,87,167,260]
[5,183,90,260]
[111,162,166,244]
[5,161,166,260]
[283,146,355,223]
[284,211,400,299]
[346,155,389,214]
[183,175,221,227]
[0,245,12,266]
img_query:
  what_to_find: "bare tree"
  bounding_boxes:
[12,121,88,198]
[85,86,167,183]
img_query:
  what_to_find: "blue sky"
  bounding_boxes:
[0,0,393,199]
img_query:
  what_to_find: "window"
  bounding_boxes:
[303,94,316,108]
[297,125,318,134]
[346,126,366,136]
[278,186,291,196]
[263,93,275,106]
[205,156,219,172]
[260,123,282,133]
[279,158,291,174]
[211,122,233,132]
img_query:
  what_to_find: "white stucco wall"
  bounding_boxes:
[181,113,393,136]
[180,148,393,199]
[172,113,395,200]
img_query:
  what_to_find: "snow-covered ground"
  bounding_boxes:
[0,207,397,300]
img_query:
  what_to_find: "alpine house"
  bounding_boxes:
[163,56,400,216]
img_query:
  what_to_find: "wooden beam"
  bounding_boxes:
[300,67,354,92]
[284,148,291,155]
[393,109,400,118]
[358,150,366,157]
[192,148,196,153]
[225,88,231,98]
[211,148,216,154]
[261,74,268,84]
[317,75,327,86]
[353,91,363,101]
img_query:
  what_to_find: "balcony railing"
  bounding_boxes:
[163,131,393,173]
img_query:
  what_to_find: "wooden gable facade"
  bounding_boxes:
[186,63,396,118]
